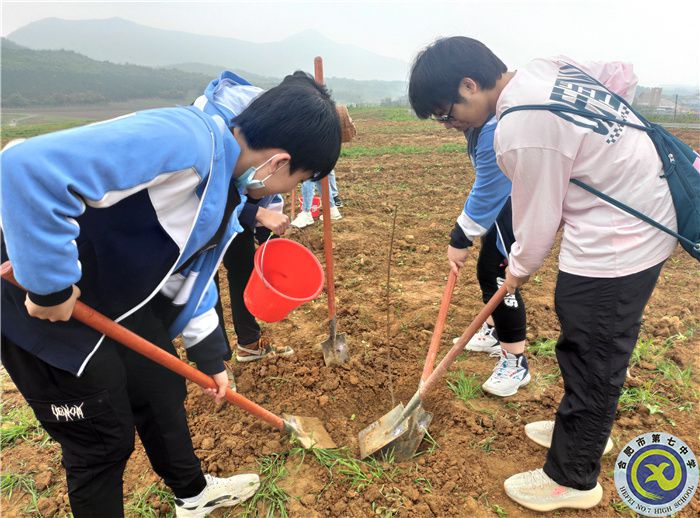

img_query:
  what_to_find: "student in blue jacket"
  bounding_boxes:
[0,71,341,518]
[413,101,531,397]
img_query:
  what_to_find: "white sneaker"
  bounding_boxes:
[482,349,530,397]
[524,420,614,455]
[320,206,342,221]
[454,322,500,352]
[175,473,260,517]
[291,211,314,228]
[504,468,603,512]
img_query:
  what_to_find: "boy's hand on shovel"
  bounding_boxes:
[25,285,81,322]
[447,245,468,275]
[505,268,529,295]
[203,370,229,404]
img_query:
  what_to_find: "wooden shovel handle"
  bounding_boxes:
[421,270,458,382]
[314,56,338,320]
[0,261,285,431]
[421,284,508,396]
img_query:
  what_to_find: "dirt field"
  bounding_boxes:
[1,109,698,517]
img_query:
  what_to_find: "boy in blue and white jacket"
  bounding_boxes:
[0,71,341,518]
[443,115,531,397]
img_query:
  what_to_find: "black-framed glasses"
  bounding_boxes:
[431,103,455,123]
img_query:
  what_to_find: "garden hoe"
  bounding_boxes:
[359,278,508,461]
[314,55,348,367]
[1,262,336,450]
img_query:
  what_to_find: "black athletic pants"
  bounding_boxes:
[1,299,206,518]
[544,260,664,490]
[214,228,261,349]
[476,226,527,343]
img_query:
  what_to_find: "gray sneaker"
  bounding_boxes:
[504,468,603,512]
[524,420,613,455]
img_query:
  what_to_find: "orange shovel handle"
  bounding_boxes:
[421,270,458,382]
[421,284,508,396]
[314,56,338,320]
[0,262,285,432]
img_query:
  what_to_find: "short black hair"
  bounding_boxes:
[409,37,507,119]
[234,71,341,178]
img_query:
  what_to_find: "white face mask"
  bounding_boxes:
[235,154,286,193]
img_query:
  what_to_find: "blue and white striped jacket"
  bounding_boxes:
[1,72,258,376]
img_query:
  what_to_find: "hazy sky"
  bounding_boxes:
[3,0,699,86]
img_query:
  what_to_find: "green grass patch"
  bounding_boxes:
[619,381,670,414]
[340,142,464,158]
[1,120,93,142]
[241,451,291,518]
[529,338,557,358]
[240,447,402,517]
[0,405,45,448]
[447,371,483,402]
[347,106,418,122]
[309,447,400,492]
[0,472,42,515]
[125,482,175,517]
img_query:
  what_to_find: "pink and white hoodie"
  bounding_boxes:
[494,57,677,278]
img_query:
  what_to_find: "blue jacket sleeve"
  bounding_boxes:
[1,108,212,297]
[451,121,512,247]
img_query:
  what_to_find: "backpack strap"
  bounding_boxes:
[501,104,651,132]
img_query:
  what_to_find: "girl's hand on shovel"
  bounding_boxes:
[204,371,229,404]
[505,268,529,295]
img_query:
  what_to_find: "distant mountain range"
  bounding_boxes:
[8,17,409,81]
[1,39,407,107]
[1,38,211,106]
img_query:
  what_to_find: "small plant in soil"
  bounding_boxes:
[447,371,483,402]
[240,451,291,518]
[0,471,43,515]
[125,482,175,517]
[491,503,508,517]
[529,338,557,357]
[414,476,433,493]
[0,404,46,448]
[412,429,439,458]
[618,381,669,414]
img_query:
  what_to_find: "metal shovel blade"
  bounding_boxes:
[321,318,348,367]
[283,414,336,449]
[358,403,433,461]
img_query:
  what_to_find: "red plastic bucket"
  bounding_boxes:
[298,195,321,218]
[244,238,324,322]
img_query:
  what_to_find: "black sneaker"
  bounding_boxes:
[333,195,344,207]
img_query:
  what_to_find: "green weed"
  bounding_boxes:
[618,382,669,413]
[0,405,46,448]
[340,143,464,158]
[125,483,175,517]
[529,338,557,358]
[447,371,483,403]
[0,471,42,514]
[241,452,290,518]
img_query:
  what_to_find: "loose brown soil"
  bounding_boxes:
[1,113,698,518]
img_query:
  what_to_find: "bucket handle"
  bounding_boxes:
[258,233,275,290]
